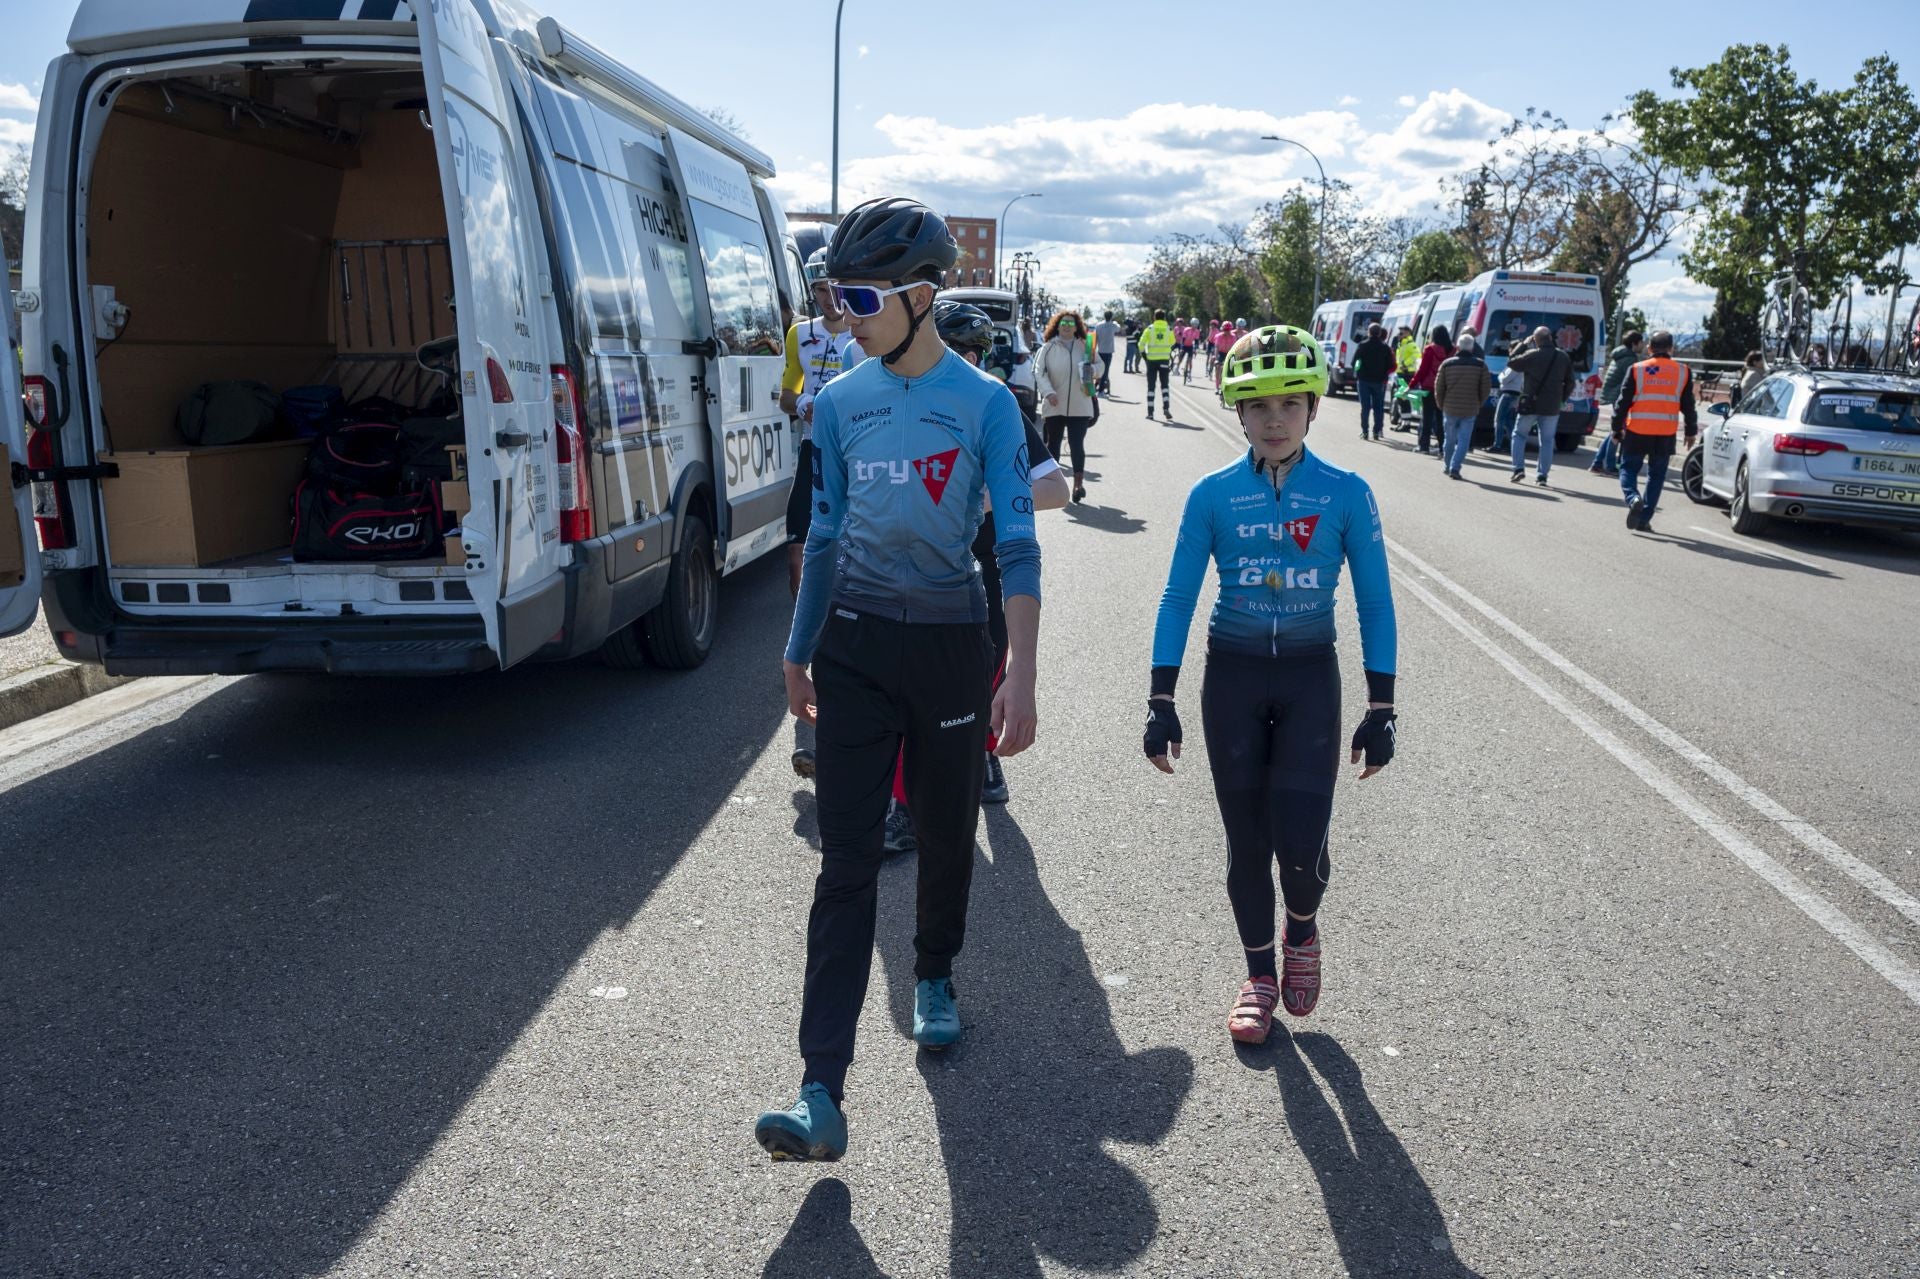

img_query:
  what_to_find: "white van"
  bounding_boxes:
[1457,270,1607,449]
[938,287,1036,413]
[1309,296,1388,394]
[1379,281,1462,349]
[5,0,802,675]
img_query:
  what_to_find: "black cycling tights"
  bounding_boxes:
[1201,647,1342,950]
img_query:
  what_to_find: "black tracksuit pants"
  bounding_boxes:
[1143,359,1171,407]
[1201,646,1342,951]
[799,609,995,1101]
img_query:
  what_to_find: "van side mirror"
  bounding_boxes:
[1709,403,1731,418]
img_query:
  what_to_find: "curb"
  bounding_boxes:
[0,662,134,734]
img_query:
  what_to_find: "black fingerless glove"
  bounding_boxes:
[1350,707,1397,769]
[1143,700,1183,760]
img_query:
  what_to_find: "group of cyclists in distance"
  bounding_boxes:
[754,198,1398,1165]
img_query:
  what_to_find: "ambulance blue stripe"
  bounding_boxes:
[243,0,350,20]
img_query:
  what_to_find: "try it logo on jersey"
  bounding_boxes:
[854,448,962,505]
[1283,515,1319,550]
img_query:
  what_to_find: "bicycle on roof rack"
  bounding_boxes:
[1758,266,1812,363]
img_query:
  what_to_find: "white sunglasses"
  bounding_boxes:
[829,280,935,318]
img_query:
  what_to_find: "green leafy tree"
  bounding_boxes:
[1174,274,1209,321]
[1256,196,1316,324]
[1630,45,1920,309]
[1217,270,1258,326]
[1396,230,1470,291]
[1701,281,1765,360]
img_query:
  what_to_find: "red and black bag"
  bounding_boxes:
[291,480,443,562]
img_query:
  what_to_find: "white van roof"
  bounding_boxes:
[65,0,774,178]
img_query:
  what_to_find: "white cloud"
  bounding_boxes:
[1627,275,1719,332]
[766,90,1706,307]
[1395,95,1416,108]
[857,44,869,58]
[0,118,34,150]
[0,81,37,112]
[1337,95,1360,108]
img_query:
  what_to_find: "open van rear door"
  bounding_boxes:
[662,129,793,571]
[2,279,42,637]
[416,0,564,667]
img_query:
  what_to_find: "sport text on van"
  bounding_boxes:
[7,0,804,676]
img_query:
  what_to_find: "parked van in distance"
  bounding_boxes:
[1380,281,1463,348]
[1310,297,1389,395]
[1458,270,1607,450]
[8,0,802,676]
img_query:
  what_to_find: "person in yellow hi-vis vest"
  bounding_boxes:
[1139,309,1177,420]
[1610,330,1698,533]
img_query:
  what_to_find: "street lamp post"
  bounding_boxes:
[1262,134,1327,312]
[997,192,1042,287]
[831,0,848,216]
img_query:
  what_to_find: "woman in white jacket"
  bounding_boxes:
[1037,310,1098,502]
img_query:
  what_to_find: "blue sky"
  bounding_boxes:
[4,1,1916,325]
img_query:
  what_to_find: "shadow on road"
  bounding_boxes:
[873,807,1193,1277]
[762,1178,895,1278]
[1745,522,1920,577]
[1240,1031,1483,1277]
[1064,502,1149,535]
[1640,529,1839,577]
[1156,419,1206,432]
[0,557,792,1277]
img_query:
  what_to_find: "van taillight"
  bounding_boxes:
[486,357,515,404]
[1774,434,1847,456]
[25,428,70,550]
[1339,340,1348,361]
[23,376,51,427]
[550,364,592,543]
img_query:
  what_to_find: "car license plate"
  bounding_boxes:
[1852,455,1920,476]
[1832,480,1920,504]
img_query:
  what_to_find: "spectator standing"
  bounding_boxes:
[1434,333,1493,478]
[1488,361,1523,454]
[1505,327,1575,486]
[1411,325,1454,455]
[1124,317,1142,373]
[1350,322,1394,441]
[1591,330,1643,474]
[1734,350,1767,407]
[1611,330,1699,532]
[1093,312,1119,394]
[1037,310,1098,500]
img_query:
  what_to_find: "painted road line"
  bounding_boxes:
[1388,539,1920,932]
[1392,566,1920,1008]
[1686,525,1829,571]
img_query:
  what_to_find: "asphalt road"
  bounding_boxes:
[3,368,1917,1278]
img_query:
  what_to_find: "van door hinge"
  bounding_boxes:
[13,461,120,487]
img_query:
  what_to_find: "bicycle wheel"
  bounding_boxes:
[1786,289,1812,362]
[1905,295,1920,376]
[1759,298,1786,359]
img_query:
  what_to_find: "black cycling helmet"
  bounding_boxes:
[933,300,996,353]
[824,197,958,284]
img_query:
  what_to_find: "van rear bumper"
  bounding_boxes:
[96,621,495,676]
[42,571,494,675]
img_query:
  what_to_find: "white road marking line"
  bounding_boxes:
[1392,566,1920,1008]
[1686,525,1828,571]
[1388,538,1920,932]
[0,675,229,792]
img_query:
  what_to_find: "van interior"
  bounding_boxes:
[81,58,478,617]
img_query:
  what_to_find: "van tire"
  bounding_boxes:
[599,620,651,669]
[642,512,717,668]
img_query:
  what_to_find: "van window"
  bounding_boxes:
[548,160,646,343]
[1487,310,1597,372]
[693,207,782,356]
[1351,311,1383,339]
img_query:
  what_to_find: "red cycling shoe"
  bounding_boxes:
[1281,929,1322,1017]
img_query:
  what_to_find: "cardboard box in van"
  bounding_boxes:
[99,439,310,567]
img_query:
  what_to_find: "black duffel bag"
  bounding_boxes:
[397,414,466,488]
[307,422,406,495]
[291,481,443,562]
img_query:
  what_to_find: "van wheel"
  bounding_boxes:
[1681,448,1724,507]
[1728,462,1772,536]
[643,512,718,668]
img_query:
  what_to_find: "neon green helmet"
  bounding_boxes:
[1220,324,1328,406]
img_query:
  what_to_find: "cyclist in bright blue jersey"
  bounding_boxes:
[757,199,1043,1165]
[1143,324,1398,1048]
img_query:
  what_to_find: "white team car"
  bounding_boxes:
[1683,368,1920,536]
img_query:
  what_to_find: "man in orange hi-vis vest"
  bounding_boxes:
[1610,330,1699,533]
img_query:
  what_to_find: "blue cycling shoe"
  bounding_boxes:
[754,1083,847,1162]
[913,978,962,1050]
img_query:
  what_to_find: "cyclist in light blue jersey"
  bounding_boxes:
[756,198,1043,1164]
[1142,324,1399,1048]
